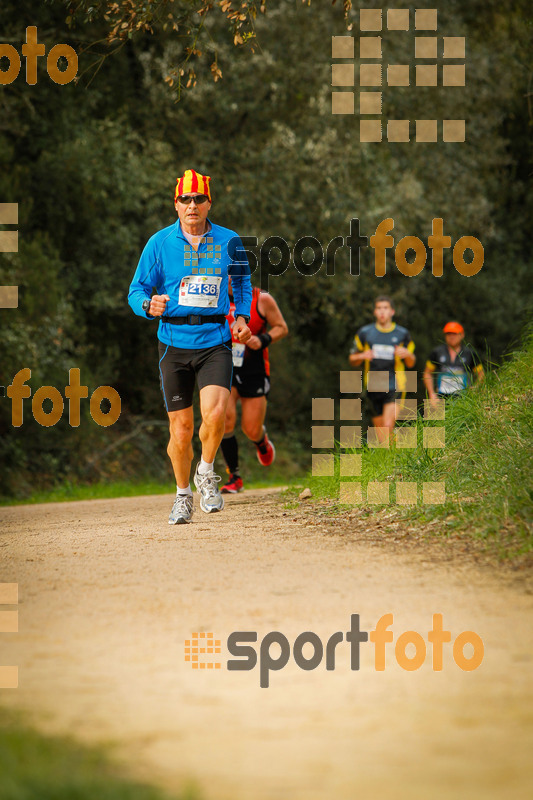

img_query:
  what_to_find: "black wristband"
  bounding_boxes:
[258,332,272,349]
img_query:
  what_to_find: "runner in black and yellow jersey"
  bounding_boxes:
[423,321,484,408]
[349,296,415,439]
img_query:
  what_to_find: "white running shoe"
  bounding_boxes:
[168,493,194,525]
[193,464,225,513]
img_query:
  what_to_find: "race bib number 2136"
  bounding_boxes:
[179,275,221,308]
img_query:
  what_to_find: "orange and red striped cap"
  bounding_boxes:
[175,169,211,202]
[443,321,464,334]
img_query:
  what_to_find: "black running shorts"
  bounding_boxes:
[158,340,233,412]
[232,370,270,399]
[367,390,397,417]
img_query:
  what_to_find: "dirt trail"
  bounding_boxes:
[1,489,532,800]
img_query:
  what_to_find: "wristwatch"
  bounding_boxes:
[142,299,151,314]
[237,314,250,324]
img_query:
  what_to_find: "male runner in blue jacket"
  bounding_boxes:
[129,169,252,524]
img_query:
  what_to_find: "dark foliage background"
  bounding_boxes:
[1,0,531,496]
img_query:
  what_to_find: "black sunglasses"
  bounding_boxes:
[177,194,209,205]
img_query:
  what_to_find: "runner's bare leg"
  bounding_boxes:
[199,384,231,462]
[223,386,240,435]
[240,395,268,442]
[167,406,195,487]
[371,401,396,443]
[381,401,397,440]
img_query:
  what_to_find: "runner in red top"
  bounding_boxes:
[221,282,289,492]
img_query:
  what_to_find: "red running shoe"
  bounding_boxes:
[256,434,276,467]
[221,473,243,493]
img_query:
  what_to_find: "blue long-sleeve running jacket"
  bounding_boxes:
[128,219,252,349]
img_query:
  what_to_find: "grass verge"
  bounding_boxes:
[299,327,533,558]
[0,710,197,800]
[1,427,308,506]
[0,475,300,506]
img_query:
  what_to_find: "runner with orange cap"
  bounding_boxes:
[129,169,252,524]
[423,321,484,406]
